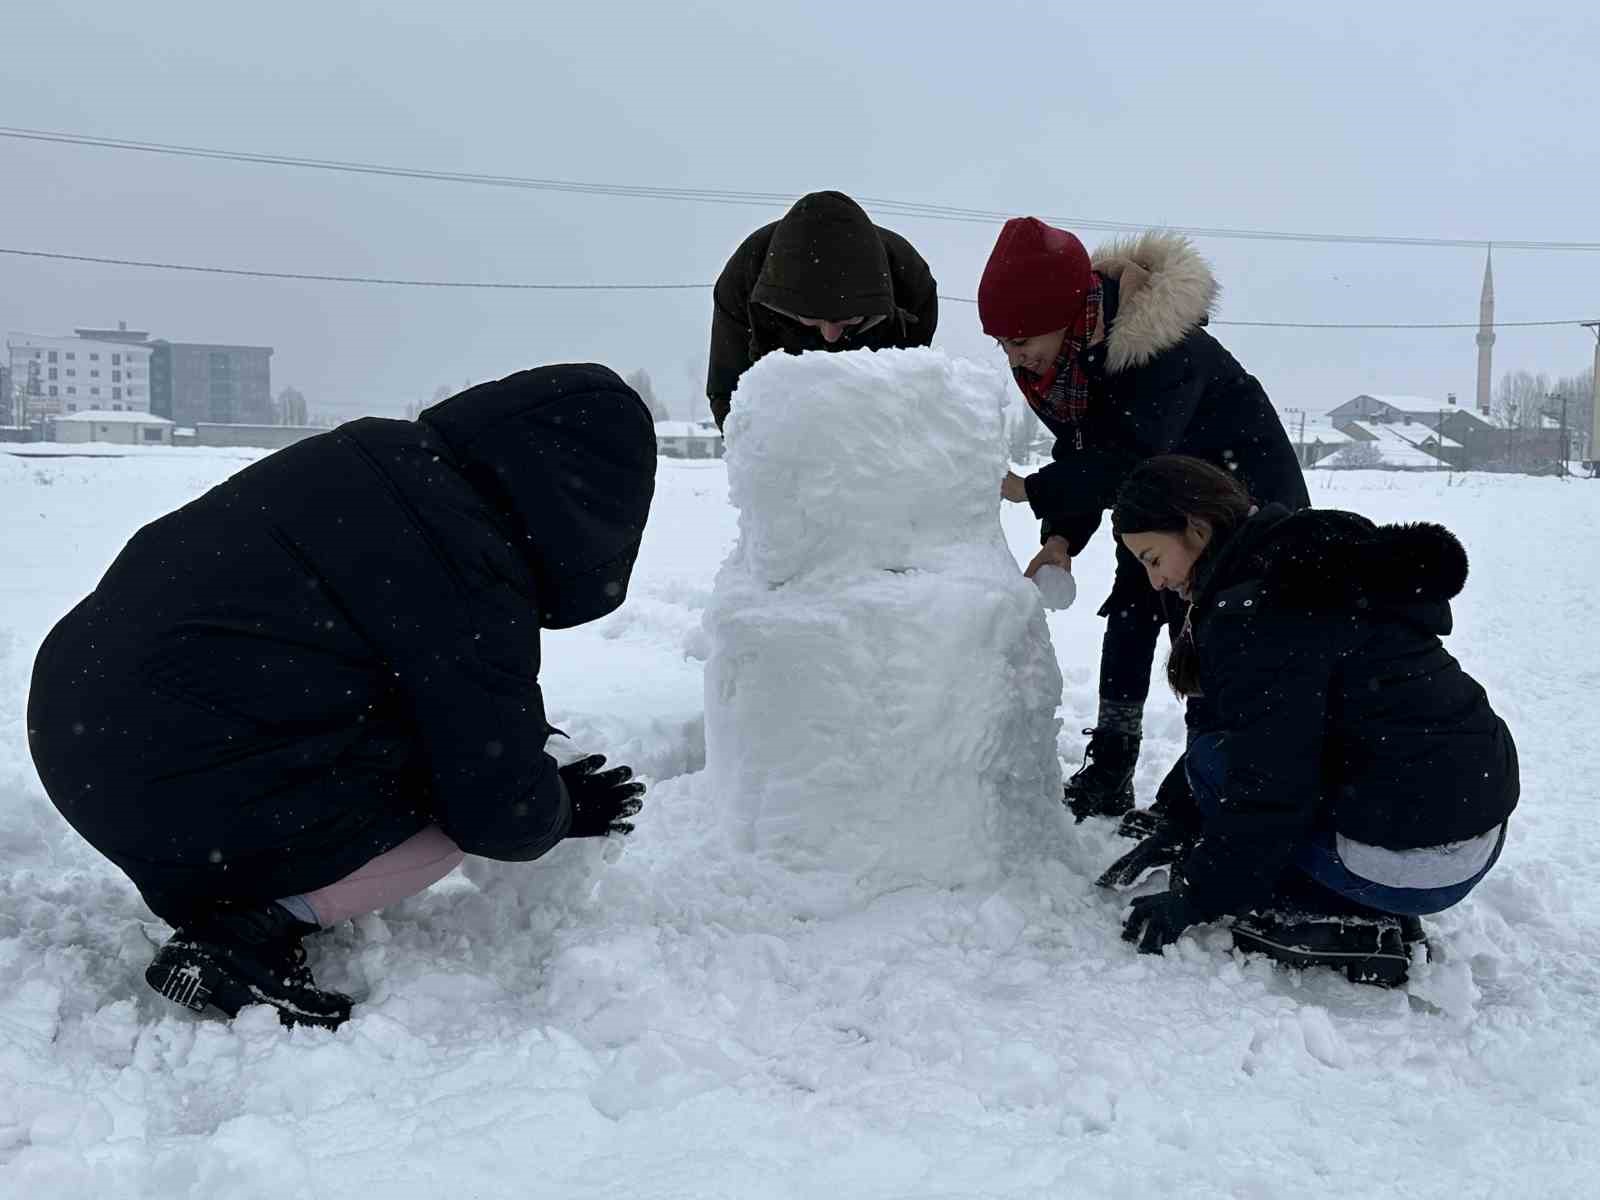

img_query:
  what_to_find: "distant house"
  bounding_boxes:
[1326,393,1566,470]
[1287,420,1355,467]
[654,420,724,460]
[54,410,175,446]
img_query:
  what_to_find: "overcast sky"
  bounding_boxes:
[2,0,1596,422]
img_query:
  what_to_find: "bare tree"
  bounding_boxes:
[1493,370,1553,430]
[4,378,23,427]
[1336,440,1383,469]
[624,369,670,422]
[275,387,308,426]
[1552,366,1595,459]
[1005,405,1050,463]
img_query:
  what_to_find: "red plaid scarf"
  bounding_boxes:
[1015,276,1102,427]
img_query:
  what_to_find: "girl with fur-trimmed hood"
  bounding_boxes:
[980,218,1308,826]
[1101,455,1517,985]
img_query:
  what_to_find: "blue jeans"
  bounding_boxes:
[1185,734,1505,917]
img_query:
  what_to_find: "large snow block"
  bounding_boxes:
[721,348,1016,584]
[705,348,1063,902]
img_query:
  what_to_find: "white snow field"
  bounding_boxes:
[2,359,1598,1198]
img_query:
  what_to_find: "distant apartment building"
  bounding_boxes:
[149,341,274,426]
[5,326,154,423]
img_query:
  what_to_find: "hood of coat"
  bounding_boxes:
[420,363,657,629]
[1266,511,1468,608]
[1200,506,1469,633]
[1091,232,1219,374]
[749,191,896,323]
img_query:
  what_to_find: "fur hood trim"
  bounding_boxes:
[1266,514,1470,611]
[1091,232,1218,374]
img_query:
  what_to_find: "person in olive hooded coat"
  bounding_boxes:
[28,363,656,1028]
[707,190,938,428]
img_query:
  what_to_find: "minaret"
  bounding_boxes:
[1475,246,1495,416]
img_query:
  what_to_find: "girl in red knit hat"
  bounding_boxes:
[978,217,1308,836]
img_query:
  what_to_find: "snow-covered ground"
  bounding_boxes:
[3,429,1599,1197]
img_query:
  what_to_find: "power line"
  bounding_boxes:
[942,293,1583,329]
[5,125,1600,253]
[5,247,1592,331]
[0,247,709,291]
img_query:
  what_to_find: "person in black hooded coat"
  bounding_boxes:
[27,363,656,1027]
[1103,456,1517,983]
[706,190,938,428]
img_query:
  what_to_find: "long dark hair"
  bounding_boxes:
[1111,456,1252,697]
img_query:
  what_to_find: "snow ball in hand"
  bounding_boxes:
[1032,564,1076,610]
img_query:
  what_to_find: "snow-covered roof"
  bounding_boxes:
[7,332,153,353]
[1359,393,1444,410]
[1347,419,1461,450]
[654,421,722,439]
[1300,423,1355,445]
[57,410,174,425]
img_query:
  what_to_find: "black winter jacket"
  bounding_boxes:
[706,191,938,428]
[27,364,655,925]
[1175,504,1519,919]
[1021,233,1307,563]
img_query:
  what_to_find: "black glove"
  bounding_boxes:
[559,754,645,837]
[1095,825,1193,890]
[1116,754,1198,841]
[1121,888,1199,955]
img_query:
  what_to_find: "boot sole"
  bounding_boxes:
[145,944,352,1029]
[1230,924,1411,988]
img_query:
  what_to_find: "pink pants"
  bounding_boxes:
[286,825,465,927]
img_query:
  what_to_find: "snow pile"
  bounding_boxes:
[705,349,1063,904]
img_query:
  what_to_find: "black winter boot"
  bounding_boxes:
[1063,728,1138,822]
[145,904,353,1029]
[1229,876,1413,988]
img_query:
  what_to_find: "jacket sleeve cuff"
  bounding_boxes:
[1023,472,1048,521]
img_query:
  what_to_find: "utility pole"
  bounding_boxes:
[1584,322,1600,477]
[1281,406,1309,466]
[1551,391,1569,478]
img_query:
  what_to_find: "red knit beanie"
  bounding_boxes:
[977,217,1092,338]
